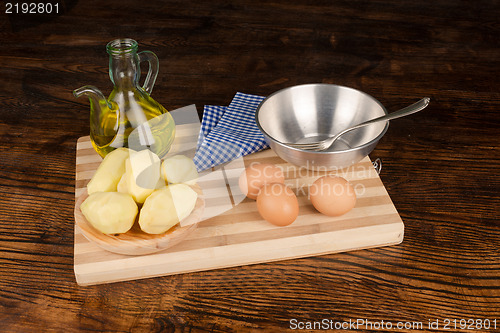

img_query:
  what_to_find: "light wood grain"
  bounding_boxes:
[74,132,404,286]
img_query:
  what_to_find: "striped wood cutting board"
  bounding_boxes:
[74,124,404,285]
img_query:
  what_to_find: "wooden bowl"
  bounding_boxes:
[74,187,205,256]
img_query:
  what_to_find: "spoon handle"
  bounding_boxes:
[328,97,430,148]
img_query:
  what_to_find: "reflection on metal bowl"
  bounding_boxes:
[256,83,389,170]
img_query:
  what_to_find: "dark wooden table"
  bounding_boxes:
[1,0,499,332]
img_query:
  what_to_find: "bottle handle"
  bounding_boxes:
[138,50,159,94]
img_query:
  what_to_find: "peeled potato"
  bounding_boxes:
[87,148,130,195]
[139,184,198,234]
[161,155,199,185]
[116,172,128,194]
[80,192,138,234]
[125,149,161,204]
[117,169,166,195]
[154,177,167,189]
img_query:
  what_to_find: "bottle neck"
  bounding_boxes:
[106,39,140,90]
[109,53,140,89]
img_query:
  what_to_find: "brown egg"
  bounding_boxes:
[257,183,299,226]
[238,163,285,200]
[309,175,356,216]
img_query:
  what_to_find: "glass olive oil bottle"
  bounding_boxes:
[74,38,175,158]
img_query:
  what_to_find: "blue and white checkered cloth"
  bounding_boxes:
[194,92,268,171]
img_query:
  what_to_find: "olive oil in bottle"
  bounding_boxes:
[74,38,175,158]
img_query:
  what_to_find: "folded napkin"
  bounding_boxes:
[194,92,268,171]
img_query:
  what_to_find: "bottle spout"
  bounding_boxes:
[73,85,113,109]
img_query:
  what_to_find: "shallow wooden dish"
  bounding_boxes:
[74,187,205,256]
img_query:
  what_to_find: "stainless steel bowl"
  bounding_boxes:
[256,83,389,170]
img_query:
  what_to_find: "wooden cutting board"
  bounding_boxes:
[74,125,404,286]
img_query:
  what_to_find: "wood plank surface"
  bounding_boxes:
[0,0,499,332]
[74,132,403,285]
